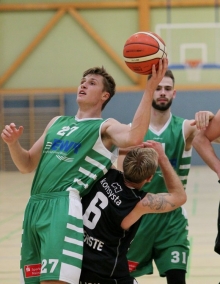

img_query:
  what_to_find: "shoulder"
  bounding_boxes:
[45,116,62,131]
[101,118,119,127]
[105,168,122,179]
[171,114,185,124]
[100,118,122,135]
[171,115,196,135]
[171,115,196,143]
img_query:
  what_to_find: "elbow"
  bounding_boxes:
[127,137,143,147]
[19,168,34,174]
[173,187,187,209]
[180,191,187,206]
[183,192,187,205]
[18,163,36,174]
[192,132,205,150]
[23,170,34,174]
[20,155,38,174]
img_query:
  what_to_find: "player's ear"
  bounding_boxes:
[173,89,177,99]
[102,92,110,101]
[146,175,153,183]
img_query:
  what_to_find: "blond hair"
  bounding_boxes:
[123,148,158,183]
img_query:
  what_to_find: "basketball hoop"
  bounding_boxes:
[185,59,202,82]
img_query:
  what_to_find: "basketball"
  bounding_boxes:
[123,31,167,75]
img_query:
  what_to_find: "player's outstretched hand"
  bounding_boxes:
[1,123,24,145]
[190,111,214,130]
[148,58,168,88]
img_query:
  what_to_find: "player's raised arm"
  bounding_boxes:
[103,58,168,149]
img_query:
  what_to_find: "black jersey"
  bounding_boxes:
[81,169,146,279]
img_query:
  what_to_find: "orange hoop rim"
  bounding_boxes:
[185,59,202,68]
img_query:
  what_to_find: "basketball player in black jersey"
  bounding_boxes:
[79,140,187,284]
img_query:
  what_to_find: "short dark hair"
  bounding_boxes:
[83,66,116,110]
[148,69,175,85]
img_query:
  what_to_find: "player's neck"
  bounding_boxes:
[150,108,171,131]
[124,178,143,190]
[76,107,102,119]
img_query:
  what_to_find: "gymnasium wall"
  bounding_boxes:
[1,1,220,89]
[0,1,138,89]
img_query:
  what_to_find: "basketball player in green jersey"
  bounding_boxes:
[192,110,220,255]
[118,69,214,284]
[1,61,168,284]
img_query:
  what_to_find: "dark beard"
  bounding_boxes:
[152,99,173,111]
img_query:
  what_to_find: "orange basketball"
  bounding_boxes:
[123,32,167,75]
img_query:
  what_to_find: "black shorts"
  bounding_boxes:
[79,268,138,284]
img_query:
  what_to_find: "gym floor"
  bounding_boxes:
[0,166,219,283]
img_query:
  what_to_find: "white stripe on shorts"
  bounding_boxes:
[62,249,83,260]
[60,262,81,284]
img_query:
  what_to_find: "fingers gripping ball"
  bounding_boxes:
[123,31,167,75]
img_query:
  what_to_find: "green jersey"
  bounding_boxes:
[31,116,118,196]
[127,114,191,277]
[143,114,191,193]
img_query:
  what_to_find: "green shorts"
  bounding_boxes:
[20,190,83,284]
[127,206,190,277]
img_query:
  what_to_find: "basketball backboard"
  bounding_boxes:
[155,22,220,85]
